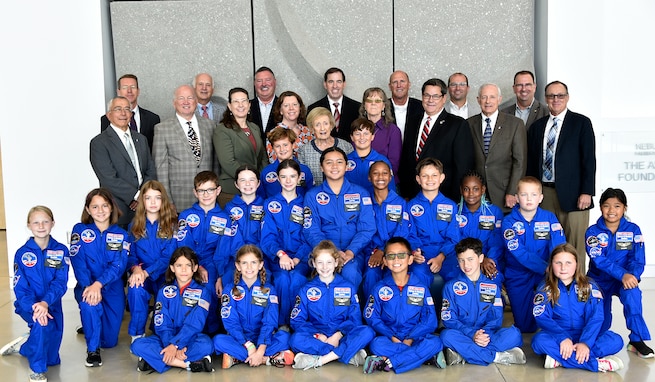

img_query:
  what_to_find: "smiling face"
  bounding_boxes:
[601,197,626,226]
[364,90,384,119]
[351,128,374,152]
[86,195,112,227]
[280,95,300,123]
[320,150,347,182]
[106,97,132,131]
[460,175,485,211]
[228,91,250,119]
[174,85,197,120]
[448,74,469,102]
[28,210,54,240]
[194,73,214,104]
[545,82,569,116]
[388,71,410,101]
[117,77,139,107]
[513,73,536,105]
[272,137,293,161]
[313,251,337,282]
[416,164,445,194]
[422,84,446,116]
[236,252,264,285]
[171,255,198,285]
[551,251,576,286]
[477,84,501,116]
[278,166,299,193]
[324,72,345,101]
[193,180,219,209]
[457,249,483,280]
[235,170,260,198]
[368,161,392,191]
[254,70,276,102]
[384,242,413,275]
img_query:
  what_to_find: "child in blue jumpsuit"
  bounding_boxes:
[176,171,224,333]
[440,238,524,366]
[364,236,444,374]
[303,147,376,290]
[585,187,653,358]
[69,188,129,367]
[131,247,214,373]
[214,165,266,291]
[362,160,409,298]
[455,170,505,283]
[259,127,313,198]
[127,180,178,341]
[532,243,624,372]
[1,206,69,382]
[407,158,460,302]
[290,240,374,370]
[214,244,294,368]
[260,159,312,325]
[501,176,565,332]
[345,118,394,195]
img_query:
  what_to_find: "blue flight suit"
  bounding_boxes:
[70,223,128,351]
[365,273,442,373]
[362,190,409,298]
[345,149,394,195]
[127,220,177,336]
[177,202,225,333]
[303,179,375,289]
[289,274,374,363]
[532,280,623,371]
[214,280,290,360]
[407,191,461,302]
[259,159,314,199]
[12,237,69,374]
[586,216,650,342]
[131,280,213,373]
[260,193,312,325]
[501,206,565,332]
[440,271,522,365]
[455,202,505,283]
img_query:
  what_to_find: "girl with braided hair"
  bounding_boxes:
[213,244,294,369]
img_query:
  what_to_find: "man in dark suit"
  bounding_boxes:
[501,70,549,131]
[307,67,361,142]
[468,84,526,213]
[91,96,156,228]
[101,74,160,151]
[527,80,596,267]
[193,72,227,123]
[388,70,423,141]
[399,78,475,201]
[249,66,278,142]
[152,85,218,212]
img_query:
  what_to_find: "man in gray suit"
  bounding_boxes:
[467,84,527,213]
[91,96,156,228]
[193,72,227,122]
[501,70,549,131]
[153,85,217,212]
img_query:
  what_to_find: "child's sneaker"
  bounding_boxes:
[266,350,294,367]
[136,357,153,372]
[85,350,102,367]
[494,347,526,365]
[445,347,465,365]
[544,354,561,369]
[29,371,47,382]
[425,350,447,368]
[188,355,214,372]
[292,353,321,370]
[363,355,389,374]
[597,356,623,372]
[628,341,655,359]
[348,349,367,366]
[1,334,29,356]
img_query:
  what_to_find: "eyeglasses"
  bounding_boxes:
[384,252,410,260]
[422,93,443,101]
[545,93,568,100]
[196,187,217,195]
[365,98,384,104]
[119,85,138,90]
[448,82,468,88]
[111,107,132,113]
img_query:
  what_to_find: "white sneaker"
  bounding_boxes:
[445,347,465,365]
[598,356,623,372]
[494,347,526,365]
[29,371,47,382]
[292,353,321,370]
[130,334,143,344]
[544,354,561,369]
[1,334,28,356]
[348,349,367,366]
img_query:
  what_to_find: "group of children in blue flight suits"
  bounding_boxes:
[3,121,653,381]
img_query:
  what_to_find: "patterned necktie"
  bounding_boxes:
[543,117,559,181]
[333,102,341,131]
[416,116,431,160]
[129,112,137,131]
[201,105,209,119]
[186,121,201,163]
[123,132,141,183]
[483,117,492,156]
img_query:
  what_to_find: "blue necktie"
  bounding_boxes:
[543,117,559,181]
[483,117,492,156]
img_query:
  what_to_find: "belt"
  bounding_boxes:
[542,182,556,188]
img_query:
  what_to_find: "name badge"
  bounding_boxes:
[105,233,124,251]
[249,205,264,221]
[290,205,304,225]
[616,232,634,250]
[344,193,361,212]
[208,216,228,235]
[45,249,64,269]
[251,286,269,307]
[478,215,495,231]
[406,285,425,306]
[436,204,453,222]
[386,205,402,223]
[182,288,201,307]
[333,287,351,306]
[533,221,550,240]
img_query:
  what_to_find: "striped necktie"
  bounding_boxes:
[543,117,559,181]
[416,116,431,160]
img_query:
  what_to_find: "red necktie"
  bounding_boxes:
[333,102,341,131]
[201,105,209,119]
[416,116,431,160]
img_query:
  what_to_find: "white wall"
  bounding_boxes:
[547,0,655,276]
[0,1,105,285]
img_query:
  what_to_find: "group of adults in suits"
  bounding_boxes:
[89,69,596,262]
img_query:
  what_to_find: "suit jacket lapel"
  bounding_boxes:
[471,116,484,151]
[107,128,134,165]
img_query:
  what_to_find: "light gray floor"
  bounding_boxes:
[0,276,653,381]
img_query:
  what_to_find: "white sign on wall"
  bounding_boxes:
[600,132,655,193]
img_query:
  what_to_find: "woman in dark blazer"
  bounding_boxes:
[214,88,268,207]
